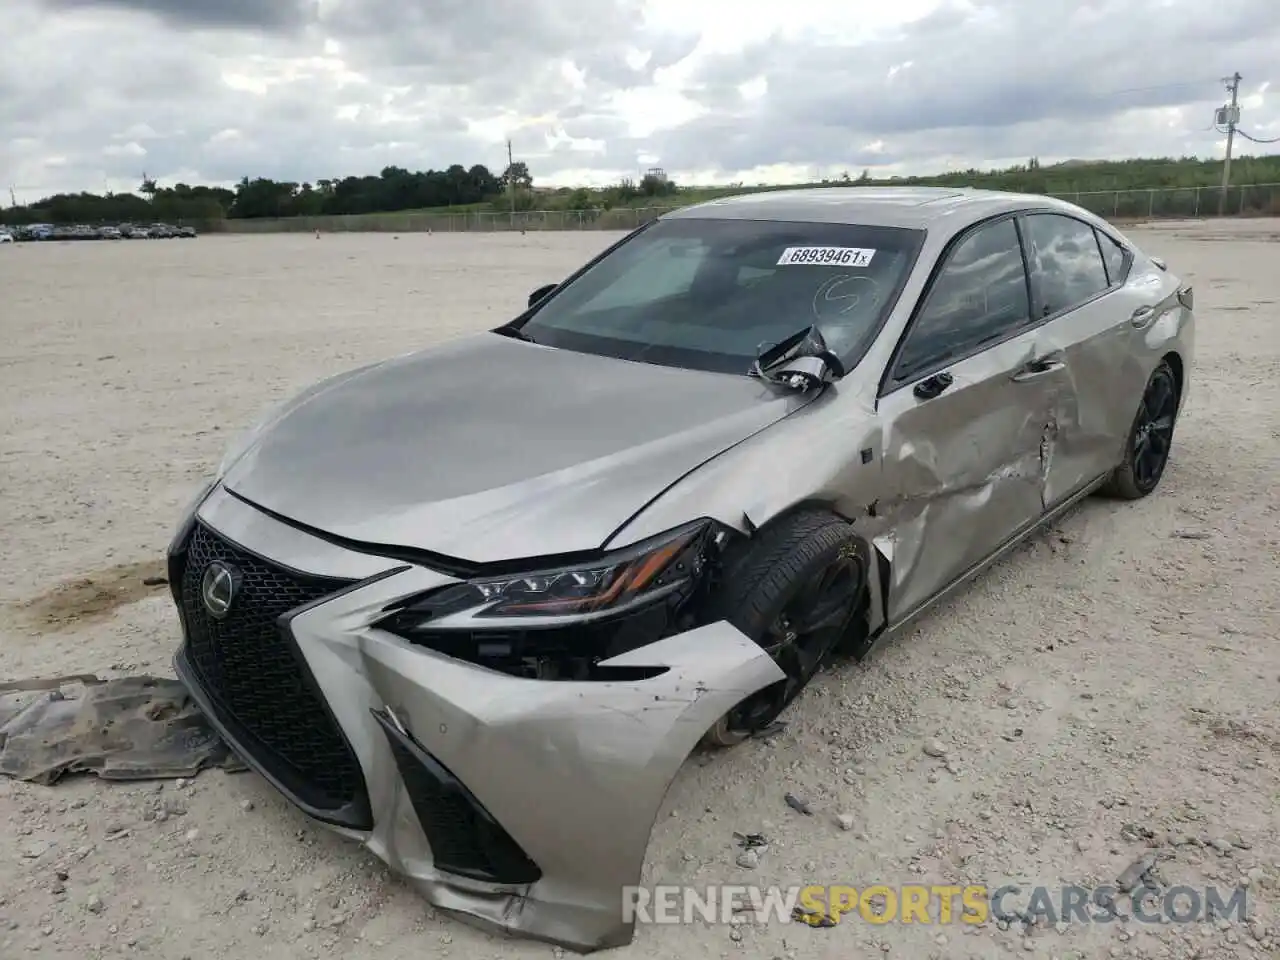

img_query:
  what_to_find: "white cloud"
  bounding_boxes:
[2,0,1277,202]
[103,141,146,157]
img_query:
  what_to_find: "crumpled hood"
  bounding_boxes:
[222,332,808,564]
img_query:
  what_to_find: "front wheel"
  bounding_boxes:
[1102,360,1180,500]
[701,512,867,748]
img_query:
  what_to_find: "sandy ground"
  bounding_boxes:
[0,221,1277,960]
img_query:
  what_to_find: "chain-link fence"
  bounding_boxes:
[217,206,675,233]
[215,182,1280,234]
[1050,182,1279,220]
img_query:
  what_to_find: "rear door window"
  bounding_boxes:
[1021,214,1111,319]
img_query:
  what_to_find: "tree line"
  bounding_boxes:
[3,153,1278,227]
[1,161,533,225]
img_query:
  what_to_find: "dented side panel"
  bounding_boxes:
[1040,265,1183,502]
[875,329,1067,622]
[1038,297,1129,504]
[610,219,1194,644]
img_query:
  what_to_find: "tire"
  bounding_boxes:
[701,511,867,748]
[1102,361,1180,500]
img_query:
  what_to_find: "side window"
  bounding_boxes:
[1095,229,1130,285]
[1022,214,1110,318]
[893,218,1030,380]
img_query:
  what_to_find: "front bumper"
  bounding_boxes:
[171,486,784,952]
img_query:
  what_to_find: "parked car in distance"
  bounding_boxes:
[3,221,194,241]
[167,187,1194,952]
[0,230,13,243]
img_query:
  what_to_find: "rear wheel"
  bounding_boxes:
[701,512,867,748]
[1102,361,1180,500]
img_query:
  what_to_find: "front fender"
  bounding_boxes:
[287,564,786,951]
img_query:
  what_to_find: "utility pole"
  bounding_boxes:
[8,186,15,209]
[1218,73,1241,216]
[506,139,515,226]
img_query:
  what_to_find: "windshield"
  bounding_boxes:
[516,217,924,374]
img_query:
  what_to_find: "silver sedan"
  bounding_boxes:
[168,186,1193,952]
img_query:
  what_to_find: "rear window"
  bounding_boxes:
[520,217,925,374]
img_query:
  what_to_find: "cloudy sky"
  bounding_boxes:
[1,0,1277,203]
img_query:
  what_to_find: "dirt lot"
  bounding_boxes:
[1,220,1277,960]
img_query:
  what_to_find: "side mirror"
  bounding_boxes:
[528,283,557,308]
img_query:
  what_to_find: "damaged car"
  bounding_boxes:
[168,186,1194,952]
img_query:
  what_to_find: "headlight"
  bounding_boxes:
[382,521,721,630]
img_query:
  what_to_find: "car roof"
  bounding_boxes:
[661,186,1082,230]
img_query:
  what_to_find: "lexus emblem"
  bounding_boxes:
[201,561,239,619]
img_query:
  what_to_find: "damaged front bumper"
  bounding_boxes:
[171,486,784,952]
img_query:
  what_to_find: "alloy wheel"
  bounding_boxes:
[724,554,864,734]
[1133,367,1178,493]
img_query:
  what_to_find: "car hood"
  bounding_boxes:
[222,332,810,564]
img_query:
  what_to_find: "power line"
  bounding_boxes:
[1101,78,1221,98]
[1236,128,1280,145]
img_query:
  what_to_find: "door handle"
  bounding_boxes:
[1011,355,1065,382]
[1130,305,1157,327]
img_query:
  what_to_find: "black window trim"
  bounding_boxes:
[1018,209,1129,324]
[1092,222,1135,287]
[877,211,1033,399]
[877,207,1132,400]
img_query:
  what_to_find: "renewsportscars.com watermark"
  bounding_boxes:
[623,884,1248,926]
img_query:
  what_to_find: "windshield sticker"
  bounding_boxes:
[777,246,876,267]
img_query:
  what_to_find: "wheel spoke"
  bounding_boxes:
[724,554,864,737]
[1144,378,1170,420]
[789,590,854,634]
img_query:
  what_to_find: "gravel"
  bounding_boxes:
[1,220,1277,959]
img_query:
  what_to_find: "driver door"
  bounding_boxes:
[877,215,1075,624]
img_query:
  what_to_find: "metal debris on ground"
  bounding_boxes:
[0,674,245,784]
[1119,822,1157,844]
[733,832,770,849]
[792,905,838,928]
[1116,854,1159,894]
[784,792,814,815]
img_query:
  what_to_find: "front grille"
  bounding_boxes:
[177,523,369,823]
